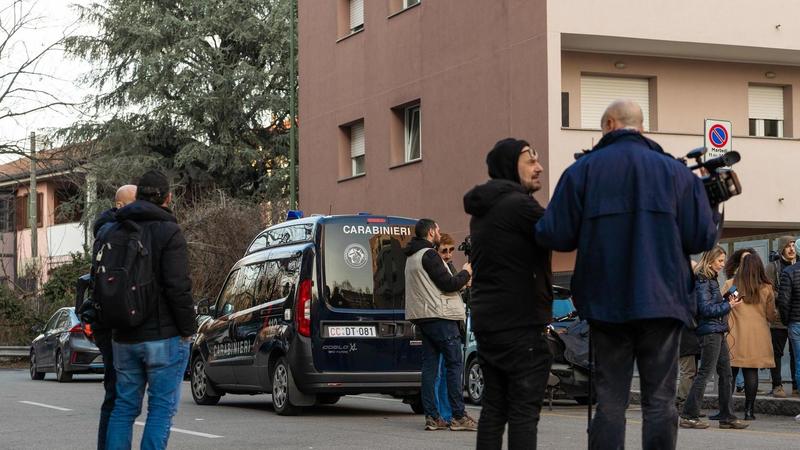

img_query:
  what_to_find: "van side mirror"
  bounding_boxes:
[196,298,211,316]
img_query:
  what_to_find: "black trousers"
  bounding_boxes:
[474,327,552,450]
[589,319,682,450]
[95,330,116,450]
[770,328,797,389]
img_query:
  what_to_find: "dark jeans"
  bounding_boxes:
[682,333,736,421]
[474,327,552,450]
[418,320,466,419]
[589,319,681,450]
[95,330,116,450]
[770,328,797,389]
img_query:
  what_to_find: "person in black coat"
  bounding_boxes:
[463,137,553,449]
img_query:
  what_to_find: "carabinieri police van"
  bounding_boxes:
[190,213,423,415]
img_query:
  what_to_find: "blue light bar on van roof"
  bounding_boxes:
[286,210,304,220]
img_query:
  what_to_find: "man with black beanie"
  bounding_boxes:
[103,170,196,450]
[463,137,553,449]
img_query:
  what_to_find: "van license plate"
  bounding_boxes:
[327,326,377,338]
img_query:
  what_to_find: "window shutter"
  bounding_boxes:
[748,85,784,120]
[580,76,650,131]
[36,193,43,228]
[350,0,364,30]
[15,195,26,230]
[350,122,365,158]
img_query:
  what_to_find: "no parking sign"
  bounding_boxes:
[704,119,732,161]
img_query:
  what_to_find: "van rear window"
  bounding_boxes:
[322,222,414,310]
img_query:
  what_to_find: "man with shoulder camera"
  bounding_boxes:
[404,219,476,432]
[536,100,719,449]
[463,137,553,449]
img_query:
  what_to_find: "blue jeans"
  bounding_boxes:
[106,336,190,450]
[434,355,452,421]
[789,322,800,390]
[418,320,465,419]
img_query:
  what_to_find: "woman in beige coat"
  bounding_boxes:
[724,252,776,420]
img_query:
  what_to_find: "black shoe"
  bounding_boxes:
[744,410,756,421]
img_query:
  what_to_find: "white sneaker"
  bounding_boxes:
[794,413,800,422]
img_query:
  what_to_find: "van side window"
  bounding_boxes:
[248,235,268,254]
[233,264,262,312]
[216,269,241,317]
[255,255,301,305]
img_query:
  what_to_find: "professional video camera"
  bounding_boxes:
[458,235,472,259]
[681,147,742,207]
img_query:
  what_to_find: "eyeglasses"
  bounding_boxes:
[438,247,455,254]
[520,146,538,161]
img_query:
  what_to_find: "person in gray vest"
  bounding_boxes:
[404,218,476,432]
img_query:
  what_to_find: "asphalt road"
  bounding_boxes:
[2,369,800,449]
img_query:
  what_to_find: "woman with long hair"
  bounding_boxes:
[681,246,748,430]
[724,252,776,420]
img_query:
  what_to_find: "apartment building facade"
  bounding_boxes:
[298,0,800,273]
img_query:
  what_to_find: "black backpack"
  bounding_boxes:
[91,220,157,329]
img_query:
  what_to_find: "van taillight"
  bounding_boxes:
[296,279,312,337]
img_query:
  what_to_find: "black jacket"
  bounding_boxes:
[778,262,800,325]
[679,326,700,357]
[694,274,730,336]
[402,237,470,293]
[108,200,196,342]
[463,179,552,332]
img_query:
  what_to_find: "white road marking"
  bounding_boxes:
[134,421,223,439]
[18,401,72,411]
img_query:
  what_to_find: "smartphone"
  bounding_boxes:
[723,285,739,300]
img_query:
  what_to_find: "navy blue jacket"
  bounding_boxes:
[694,274,730,335]
[535,129,719,325]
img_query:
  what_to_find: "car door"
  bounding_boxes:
[227,262,267,387]
[42,311,67,368]
[202,268,241,386]
[35,311,62,368]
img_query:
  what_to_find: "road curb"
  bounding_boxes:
[630,390,800,417]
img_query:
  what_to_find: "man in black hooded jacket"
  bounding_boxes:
[463,138,553,449]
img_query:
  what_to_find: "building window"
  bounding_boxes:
[15,193,43,230]
[54,185,84,225]
[403,0,420,8]
[350,0,364,33]
[404,105,421,162]
[0,195,14,233]
[580,76,651,131]
[561,92,570,128]
[748,85,784,138]
[350,121,365,176]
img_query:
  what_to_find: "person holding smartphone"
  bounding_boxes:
[680,246,748,430]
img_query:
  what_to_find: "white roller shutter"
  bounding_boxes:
[350,0,364,31]
[350,122,365,157]
[748,85,784,120]
[580,76,650,131]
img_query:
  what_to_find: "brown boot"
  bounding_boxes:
[719,419,749,429]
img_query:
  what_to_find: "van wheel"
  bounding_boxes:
[55,351,72,382]
[191,356,221,405]
[408,394,424,414]
[30,351,45,380]
[272,357,302,416]
[467,358,484,405]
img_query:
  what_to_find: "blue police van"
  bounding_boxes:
[190,213,423,415]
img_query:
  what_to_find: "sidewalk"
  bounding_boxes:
[629,376,800,417]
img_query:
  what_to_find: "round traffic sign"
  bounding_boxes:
[708,124,729,148]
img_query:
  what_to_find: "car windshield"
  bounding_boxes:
[322,220,414,310]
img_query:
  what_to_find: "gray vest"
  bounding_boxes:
[404,249,466,321]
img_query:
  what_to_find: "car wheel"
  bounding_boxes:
[190,356,221,405]
[29,351,45,380]
[467,358,484,405]
[271,357,301,416]
[55,351,72,382]
[408,395,424,414]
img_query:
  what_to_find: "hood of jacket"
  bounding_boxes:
[403,236,434,256]
[591,128,669,156]
[463,179,529,217]
[116,200,177,223]
[92,208,117,238]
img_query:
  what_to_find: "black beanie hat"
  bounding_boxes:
[486,138,529,183]
[136,170,170,199]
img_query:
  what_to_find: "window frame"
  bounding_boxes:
[404,104,421,162]
[349,0,364,33]
[350,121,365,176]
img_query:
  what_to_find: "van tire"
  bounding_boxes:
[272,357,302,416]
[408,395,424,414]
[191,356,221,405]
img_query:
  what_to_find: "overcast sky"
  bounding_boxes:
[0,0,95,161]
